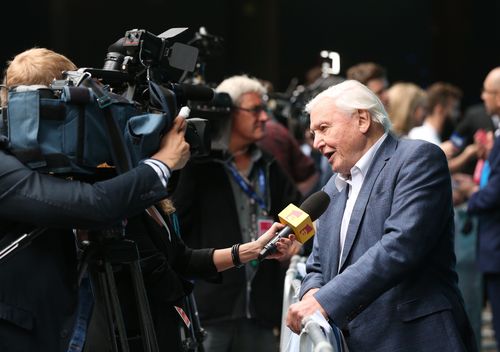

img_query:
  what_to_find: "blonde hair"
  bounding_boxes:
[159,198,176,215]
[1,48,76,106]
[387,82,427,136]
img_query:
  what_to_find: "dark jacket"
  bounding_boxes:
[85,209,219,352]
[468,135,500,273]
[171,149,301,327]
[0,149,168,352]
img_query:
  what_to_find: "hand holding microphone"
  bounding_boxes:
[258,191,330,261]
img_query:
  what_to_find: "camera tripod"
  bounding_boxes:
[79,233,159,352]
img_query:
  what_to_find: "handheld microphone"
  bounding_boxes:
[258,191,330,261]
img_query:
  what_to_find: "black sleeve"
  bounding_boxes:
[174,245,219,279]
[0,150,168,228]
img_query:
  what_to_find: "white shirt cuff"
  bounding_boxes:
[142,159,171,188]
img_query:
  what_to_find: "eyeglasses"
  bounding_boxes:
[234,104,268,116]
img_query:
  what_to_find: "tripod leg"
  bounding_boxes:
[95,270,120,352]
[129,261,159,352]
[186,294,206,352]
[103,261,130,352]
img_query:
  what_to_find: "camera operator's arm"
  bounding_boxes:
[0,118,190,229]
[0,151,165,228]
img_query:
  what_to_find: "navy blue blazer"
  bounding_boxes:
[468,135,500,273]
[0,150,168,352]
[300,135,476,351]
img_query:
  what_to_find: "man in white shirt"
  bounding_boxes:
[286,80,476,351]
[408,82,462,146]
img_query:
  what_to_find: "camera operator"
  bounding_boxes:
[0,48,187,352]
[1,48,295,352]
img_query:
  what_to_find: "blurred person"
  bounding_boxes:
[258,119,319,196]
[285,80,476,351]
[443,68,500,175]
[346,62,389,107]
[171,75,302,352]
[386,82,427,137]
[454,68,500,348]
[258,79,319,196]
[408,81,462,146]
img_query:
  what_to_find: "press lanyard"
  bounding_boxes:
[225,161,268,212]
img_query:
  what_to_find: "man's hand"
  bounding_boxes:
[286,288,327,334]
[152,117,190,170]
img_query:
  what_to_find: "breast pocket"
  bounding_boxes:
[0,301,34,331]
[0,301,35,351]
[397,293,452,322]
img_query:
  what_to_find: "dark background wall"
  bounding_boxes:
[2,0,499,108]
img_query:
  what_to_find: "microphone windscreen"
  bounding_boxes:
[176,83,215,101]
[299,191,330,221]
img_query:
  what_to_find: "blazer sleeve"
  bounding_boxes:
[0,150,168,228]
[468,137,500,213]
[299,233,326,297]
[313,143,453,328]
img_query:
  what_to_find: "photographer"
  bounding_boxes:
[172,75,302,352]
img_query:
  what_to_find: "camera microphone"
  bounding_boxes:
[258,191,330,261]
[171,83,215,104]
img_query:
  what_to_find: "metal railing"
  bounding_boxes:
[280,255,340,352]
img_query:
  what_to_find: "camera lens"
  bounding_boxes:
[103,52,124,71]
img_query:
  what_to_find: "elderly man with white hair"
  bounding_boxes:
[286,80,476,351]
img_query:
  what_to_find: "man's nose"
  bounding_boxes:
[259,110,269,121]
[313,134,323,150]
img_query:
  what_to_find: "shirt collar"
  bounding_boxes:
[335,133,388,192]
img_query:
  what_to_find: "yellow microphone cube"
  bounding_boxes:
[278,204,315,244]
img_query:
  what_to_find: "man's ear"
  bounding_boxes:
[357,109,372,133]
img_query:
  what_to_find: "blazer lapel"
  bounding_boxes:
[328,187,349,276]
[339,135,397,271]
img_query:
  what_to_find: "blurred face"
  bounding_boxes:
[367,78,389,108]
[412,105,427,127]
[444,98,460,122]
[310,98,369,176]
[231,92,269,145]
[481,74,500,115]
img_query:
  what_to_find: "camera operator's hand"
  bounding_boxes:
[152,117,190,170]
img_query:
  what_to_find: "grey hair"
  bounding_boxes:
[215,75,266,106]
[305,79,392,132]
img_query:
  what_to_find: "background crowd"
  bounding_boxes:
[1,3,500,351]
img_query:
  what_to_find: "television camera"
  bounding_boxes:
[0,28,232,177]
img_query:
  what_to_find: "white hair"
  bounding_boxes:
[215,75,266,105]
[305,80,392,132]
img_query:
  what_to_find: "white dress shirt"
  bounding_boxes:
[335,133,387,269]
[407,121,441,146]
